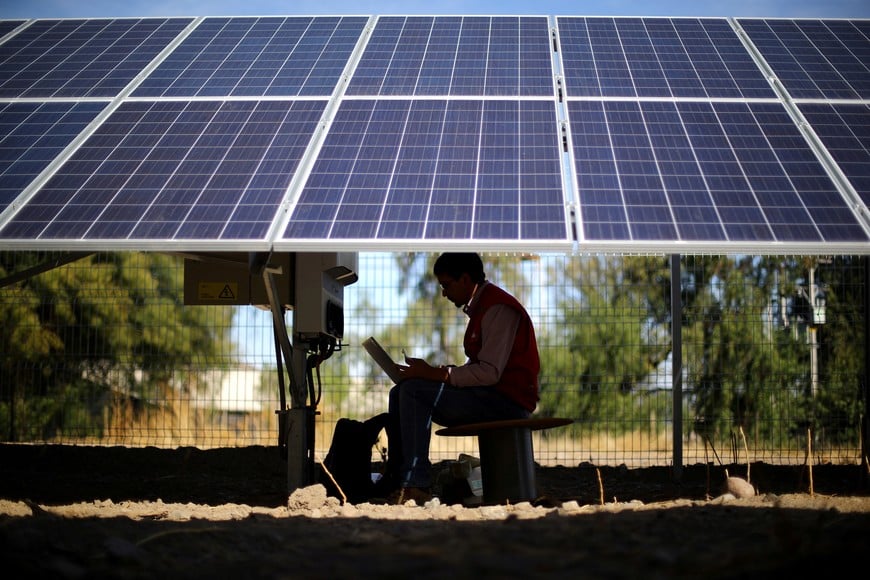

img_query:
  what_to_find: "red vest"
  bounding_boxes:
[464,283,540,412]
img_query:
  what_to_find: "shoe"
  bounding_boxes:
[389,486,432,506]
[371,473,399,498]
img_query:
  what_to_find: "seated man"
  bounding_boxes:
[384,252,540,504]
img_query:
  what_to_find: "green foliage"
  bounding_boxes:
[680,255,862,451]
[0,251,234,441]
[4,249,864,456]
[536,255,672,434]
[808,256,865,445]
[534,253,864,451]
[384,252,865,453]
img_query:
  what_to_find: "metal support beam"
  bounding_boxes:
[0,252,93,289]
[259,262,315,492]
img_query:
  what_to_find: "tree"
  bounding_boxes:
[794,256,864,449]
[536,255,672,433]
[684,256,804,450]
[0,251,234,441]
[343,251,866,458]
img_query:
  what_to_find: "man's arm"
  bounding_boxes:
[448,304,520,386]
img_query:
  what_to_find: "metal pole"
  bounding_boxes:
[261,264,313,492]
[671,254,683,480]
[809,266,818,399]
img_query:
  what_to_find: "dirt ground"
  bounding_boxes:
[1,444,868,579]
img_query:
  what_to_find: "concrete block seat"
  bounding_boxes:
[435,417,572,505]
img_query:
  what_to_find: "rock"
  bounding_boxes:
[723,476,755,498]
[287,484,329,510]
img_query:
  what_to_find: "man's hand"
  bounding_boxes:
[396,356,450,383]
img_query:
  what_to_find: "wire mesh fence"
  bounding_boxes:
[0,251,865,468]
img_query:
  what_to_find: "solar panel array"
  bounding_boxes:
[0,18,192,98]
[132,16,368,98]
[0,15,867,254]
[558,17,776,99]
[1,100,326,244]
[344,16,553,96]
[0,101,105,208]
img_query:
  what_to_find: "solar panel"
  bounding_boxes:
[132,16,368,98]
[557,17,775,99]
[0,99,325,245]
[0,18,193,98]
[0,15,867,254]
[800,102,870,208]
[739,18,870,100]
[568,100,868,243]
[0,20,25,38]
[0,101,105,211]
[346,16,553,97]
[278,98,569,248]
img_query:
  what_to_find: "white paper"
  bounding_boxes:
[362,336,403,383]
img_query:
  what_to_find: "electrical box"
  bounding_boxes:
[183,251,358,340]
[294,252,358,341]
[183,252,293,307]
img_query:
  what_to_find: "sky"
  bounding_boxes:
[1,0,870,19]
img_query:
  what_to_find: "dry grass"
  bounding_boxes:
[62,399,862,469]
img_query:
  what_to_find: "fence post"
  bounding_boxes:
[671,254,683,480]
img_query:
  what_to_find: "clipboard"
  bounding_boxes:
[362,336,403,383]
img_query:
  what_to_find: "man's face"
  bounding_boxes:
[437,272,473,309]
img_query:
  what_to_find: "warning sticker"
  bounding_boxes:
[198,282,238,301]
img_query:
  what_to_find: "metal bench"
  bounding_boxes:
[435,417,573,505]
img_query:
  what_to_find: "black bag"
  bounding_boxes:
[322,413,389,503]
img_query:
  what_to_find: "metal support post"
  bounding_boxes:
[260,263,315,492]
[671,254,683,480]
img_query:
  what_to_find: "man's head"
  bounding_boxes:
[433,253,485,309]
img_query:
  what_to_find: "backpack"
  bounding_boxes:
[322,413,389,503]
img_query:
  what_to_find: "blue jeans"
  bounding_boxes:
[386,378,531,489]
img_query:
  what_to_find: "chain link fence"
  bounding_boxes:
[1,251,865,468]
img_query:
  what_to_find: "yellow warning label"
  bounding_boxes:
[198,282,238,301]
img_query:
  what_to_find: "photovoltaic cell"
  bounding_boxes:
[346,16,553,97]
[0,18,192,98]
[557,17,775,99]
[800,102,870,207]
[568,100,868,243]
[133,16,367,98]
[0,20,25,38]
[0,100,325,242]
[0,101,105,210]
[282,99,567,243]
[739,19,870,100]
[0,15,867,252]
